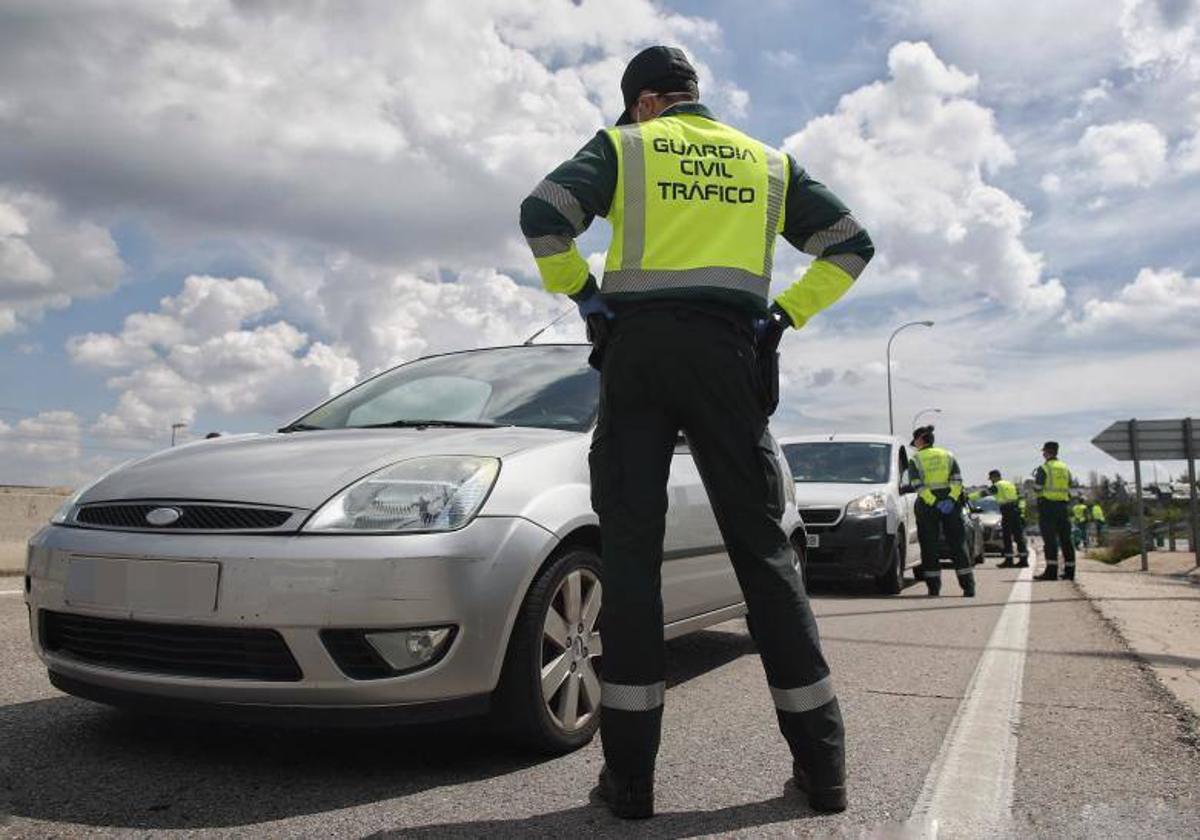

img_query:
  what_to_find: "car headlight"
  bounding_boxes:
[845,492,888,517]
[303,456,500,533]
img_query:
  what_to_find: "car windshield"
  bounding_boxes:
[293,345,599,433]
[783,441,892,484]
[973,496,1001,513]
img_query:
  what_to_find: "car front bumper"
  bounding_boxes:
[803,515,890,580]
[25,516,555,717]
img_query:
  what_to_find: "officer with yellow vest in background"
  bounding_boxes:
[905,426,975,597]
[1091,501,1107,545]
[971,468,1029,568]
[1034,441,1076,580]
[520,46,873,819]
[1071,497,1090,549]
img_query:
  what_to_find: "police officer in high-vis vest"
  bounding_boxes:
[905,426,975,597]
[971,469,1029,567]
[520,46,873,819]
[1034,441,1076,580]
[1091,501,1107,545]
[1071,498,1090,549]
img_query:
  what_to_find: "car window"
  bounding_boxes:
[973,496,1001,513]
[298,345,599,433]
[346,376,493,427]
[783,442,892,484]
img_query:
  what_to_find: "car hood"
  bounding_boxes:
[79,426,580,510]
[792,482,890,508]
[977,511,1002,526]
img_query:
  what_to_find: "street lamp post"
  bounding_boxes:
[170,422,187,447]
[886,320,934,435]
[911,407,942,431]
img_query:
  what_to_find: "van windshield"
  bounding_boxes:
[782,441,892,484]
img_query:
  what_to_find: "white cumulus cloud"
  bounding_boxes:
[1075,120,1169,189]
[0,188,124,335]
[1068,266,1200,336]
[781,41,1065,315]
[68,276,359,444]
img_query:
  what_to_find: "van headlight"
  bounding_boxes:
[845,492,888,517]
[303,456,500,533]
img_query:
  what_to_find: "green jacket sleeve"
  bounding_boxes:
[519,132,617,298]
[774,154,875,328]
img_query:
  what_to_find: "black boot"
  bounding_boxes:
[793,761,848,813]
[962,580,976,598]
[997,559,1014,568]
[926,580,941,597]
[1062,566,1075,581]
[592,766,654,819]
[1015,558,1029,568]
[1034,566,1058,581]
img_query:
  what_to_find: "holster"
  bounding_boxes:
[586,313,611,371]
[757,344,780,416]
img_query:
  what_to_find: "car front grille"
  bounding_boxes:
[41,611,302,681]
[800,507,844,529]
[74,503,296,532]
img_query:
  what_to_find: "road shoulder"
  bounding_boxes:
[1076,551,1200,719]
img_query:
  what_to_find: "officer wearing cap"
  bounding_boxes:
[519,46,873,819]
[905,426,975,597]
[1033,441,1076,580]
[970,469,1029,567]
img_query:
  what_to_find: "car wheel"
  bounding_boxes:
[492,547,603,754]
[875,534,904,595]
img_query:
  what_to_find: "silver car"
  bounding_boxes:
[26,343,804,753]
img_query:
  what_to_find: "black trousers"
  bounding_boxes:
[1039,499,1076,570]
[1000,504,1028,564]
[914,497,973,592]
[589,307,843,786]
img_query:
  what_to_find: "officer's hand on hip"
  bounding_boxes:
[572,275,614,323]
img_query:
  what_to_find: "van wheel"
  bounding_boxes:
[492,548,603,754]
[875,536,904,595]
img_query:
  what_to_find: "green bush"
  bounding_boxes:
[1092,531,1142,564]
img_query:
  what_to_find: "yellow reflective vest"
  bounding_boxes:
[909,446,963,506]
[1037,458,1072,502]
[1091,503,1106,523]
[602,114,855,322]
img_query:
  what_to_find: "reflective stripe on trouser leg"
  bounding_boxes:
[602,681,665,712]
[923,569,941,580]
[770,674,836,713]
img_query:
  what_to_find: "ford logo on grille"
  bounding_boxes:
[145,507,183,526]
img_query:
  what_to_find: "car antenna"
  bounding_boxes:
[523,307,575,345]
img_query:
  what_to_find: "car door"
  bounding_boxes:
[661,436,741,623]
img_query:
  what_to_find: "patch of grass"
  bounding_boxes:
[1091,532,1143,564]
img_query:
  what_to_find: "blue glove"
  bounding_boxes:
[571,275,613,322]
[935,498,956,515]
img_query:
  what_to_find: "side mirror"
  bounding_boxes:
[899,484,916,495]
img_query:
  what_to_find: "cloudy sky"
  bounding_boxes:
[2,0,1198,487]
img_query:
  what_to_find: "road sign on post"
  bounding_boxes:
[1091,418,1200,570]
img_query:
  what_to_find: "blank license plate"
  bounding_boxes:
[806,534,820,548]
[65,557,220,616]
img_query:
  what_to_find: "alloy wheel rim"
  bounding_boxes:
[540,568,602,733]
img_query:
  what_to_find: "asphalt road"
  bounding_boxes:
[2,552,1199,838]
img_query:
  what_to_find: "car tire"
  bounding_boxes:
[875,534,904,595]
[491,547,603,755]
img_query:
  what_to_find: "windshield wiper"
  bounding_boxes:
[351,419,506,429]
[277,422,326,433]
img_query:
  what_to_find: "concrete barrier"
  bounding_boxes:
[0,486,72,574]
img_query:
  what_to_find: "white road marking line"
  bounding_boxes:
[0,589,25,597]
[908,562,1035,838]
